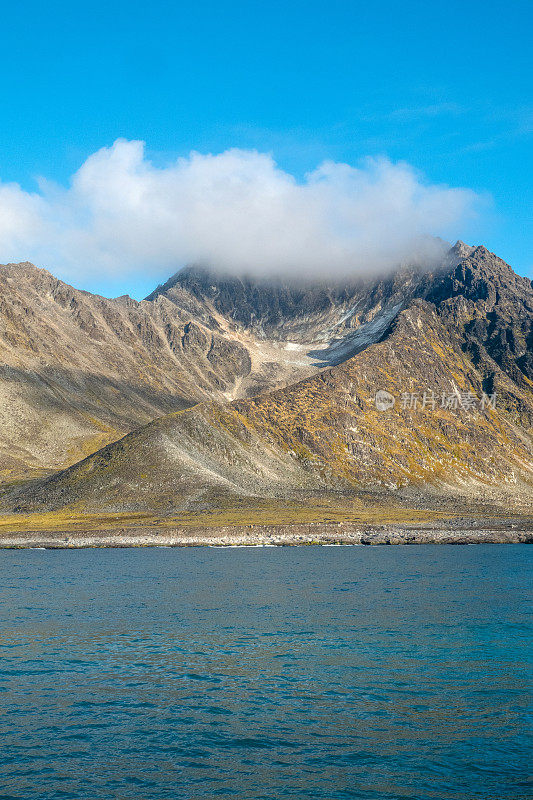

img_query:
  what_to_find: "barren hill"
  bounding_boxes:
[6,246,532,517]
[0,244,469,478]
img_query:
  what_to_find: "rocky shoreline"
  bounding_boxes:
[1,520,532,548]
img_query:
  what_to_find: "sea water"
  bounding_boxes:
[0,545,531,799]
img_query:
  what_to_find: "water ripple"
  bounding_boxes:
[0,545,531,800]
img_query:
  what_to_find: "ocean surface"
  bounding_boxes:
[0,545,531,800]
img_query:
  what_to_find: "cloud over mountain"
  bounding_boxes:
[0,139,482,285]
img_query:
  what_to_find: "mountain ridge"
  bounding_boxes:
[5,247,532,518]
[0,245,531,519]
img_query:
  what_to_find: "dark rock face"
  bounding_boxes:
[149,263,425,339]
[424,247,533,415]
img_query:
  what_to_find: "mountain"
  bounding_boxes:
[5,245,532,519]
[0,245,466,479]
[0,263,248,478]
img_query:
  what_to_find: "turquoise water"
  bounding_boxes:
[0,545,531,800]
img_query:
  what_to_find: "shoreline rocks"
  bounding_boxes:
[1,521,531,549]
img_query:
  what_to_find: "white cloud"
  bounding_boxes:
[0,139,482,287]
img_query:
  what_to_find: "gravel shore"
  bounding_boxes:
[1,520,532,548]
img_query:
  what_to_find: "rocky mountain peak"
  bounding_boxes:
[450,240,475,260]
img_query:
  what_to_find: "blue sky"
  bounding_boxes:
[0,0,531,297]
